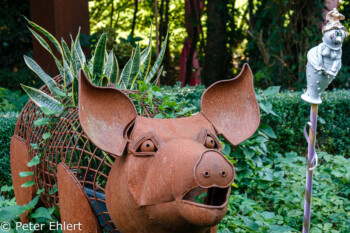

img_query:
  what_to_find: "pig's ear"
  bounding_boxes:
[78,69,137,156]
[200,64,260,146]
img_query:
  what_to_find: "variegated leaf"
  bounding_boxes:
[23,55,58,94]
[21,84,64,116]
[26,18,63,56]
[119,55,133,89]
[63,59,73,85]
[105,51,119,83]
[145,30,168,84]
[92,33,107,80]
[61,38,74,66]
[129,44,141,88]
[75,28,86,65]
[71,36,82,72]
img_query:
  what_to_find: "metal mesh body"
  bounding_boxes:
[13,76,157,232]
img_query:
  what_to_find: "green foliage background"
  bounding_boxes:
[165,85,350,157]
[243,0,324,89]
[218,151,350,233]
[0,0,38,90]
[89,0,186,54]
[265,90,350,157]
[0,0,350,231]
[0,113,18,187]
[2,0,350,90]
[87,0,350,89]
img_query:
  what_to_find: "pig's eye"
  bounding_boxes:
[205,136,218,149]
[139,140,156,152]
[198,128,222,150]
[130,132,160,156]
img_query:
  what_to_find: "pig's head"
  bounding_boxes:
[78,64,260,233]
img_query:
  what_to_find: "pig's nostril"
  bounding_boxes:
[221,171,226,177]
[203,171,210,177]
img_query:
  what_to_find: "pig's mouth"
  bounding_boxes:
[182,186,230,208]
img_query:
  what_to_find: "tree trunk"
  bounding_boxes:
[154,0,159,56]
[131,0,138,38]
[184,0,200,85]
[202,0,229,86]
[161,0,176,85]
[159,0,165,51]
[110,0,114,29]
[248,0,254,29]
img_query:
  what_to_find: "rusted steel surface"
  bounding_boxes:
[57,163,101,233]
[201,64,260,146]
[194,150,235,188]
[10,136,37,223]
[11,64,260,233]
[106,114,234,232]
[79,70,137,156]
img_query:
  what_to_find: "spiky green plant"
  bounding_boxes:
[22,18,168,114]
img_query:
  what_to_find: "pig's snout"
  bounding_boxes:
[194,150,235,188]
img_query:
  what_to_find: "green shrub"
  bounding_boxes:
[264,90,350,157]
[161,82,205,112]
[218,151,350,232]
[0,68,39,91]
[170,86,350,157]
[0,112,18,186]
[0,87,28,112]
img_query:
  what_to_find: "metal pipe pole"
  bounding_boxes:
[302,104,318,233]
[301,8,347,233]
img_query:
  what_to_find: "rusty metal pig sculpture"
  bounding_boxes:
[10,64,260,233]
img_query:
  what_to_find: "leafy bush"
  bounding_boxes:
[161,82,204,112]
[132,81,197,118]
[264,90,350,157]
[0,186,60,232]
[0,87,28,112]
[0,68,39,91]
[217,151,350,233]
[169,86,350,157]
[0,112,18,187]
